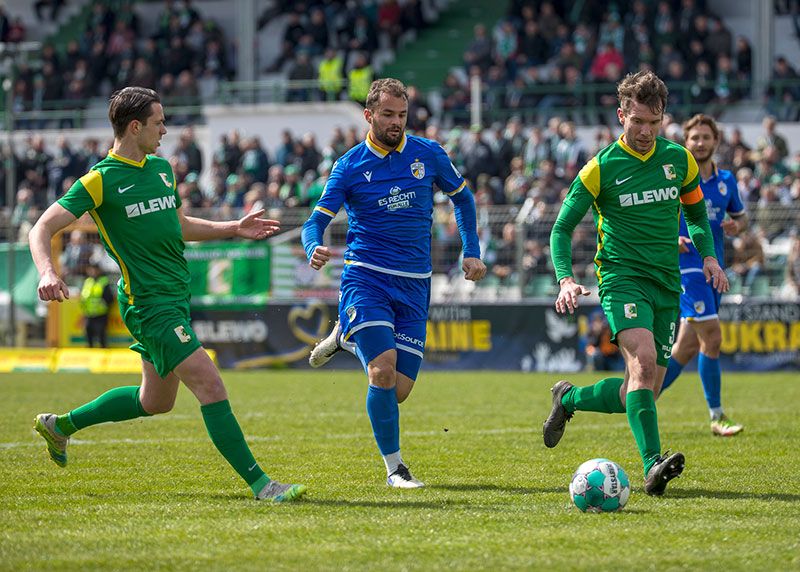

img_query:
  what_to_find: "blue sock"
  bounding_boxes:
[366,385,399,456]
[660,357,685,392]
[698,353,721,409]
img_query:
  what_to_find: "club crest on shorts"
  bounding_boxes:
[694,300,705,314]
[410,160,425,179]
[662,164,676,180]
[174,325,191,343]
[346,306,357,323]
[624,303,638,319]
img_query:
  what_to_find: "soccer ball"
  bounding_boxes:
[569,458,631,512]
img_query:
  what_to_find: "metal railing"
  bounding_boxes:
[3,77,800,130]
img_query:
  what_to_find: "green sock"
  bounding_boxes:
[200,400,269,495]
[625,389,662,476]
[56,386,150,436]
[562,377,625,414]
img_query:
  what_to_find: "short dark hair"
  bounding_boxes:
[683,113,720,141]
[365,78,408,111]
[617,71,668,115]
[108,87,161,137]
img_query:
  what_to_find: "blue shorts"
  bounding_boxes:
[338,264,430,381]
[679,270,721,322]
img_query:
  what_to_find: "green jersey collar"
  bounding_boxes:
[108,150,147,168]
[617,135,657,162]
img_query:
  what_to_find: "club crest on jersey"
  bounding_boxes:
[718,181,727,195]
[662,164,677,180]
[174,325,191,343]
[159,172,172,188]
[410,160,425,179]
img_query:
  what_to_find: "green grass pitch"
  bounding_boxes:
[1,370,798,571]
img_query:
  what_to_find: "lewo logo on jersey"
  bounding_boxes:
[618,186,678,207]
[125,195,177,218]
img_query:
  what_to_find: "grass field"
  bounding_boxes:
[1,370,798,571]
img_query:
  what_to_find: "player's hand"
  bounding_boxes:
[678,235,692,253]
[462,257,487,281]
[703,256,729,293]
[555,277,590,315]
[720,218,741,236]
[236,209,281,240]
[37,270,69,302]
[309,245,332,270]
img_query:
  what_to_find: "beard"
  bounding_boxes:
[692,148,714,163]
[374,125,403,148]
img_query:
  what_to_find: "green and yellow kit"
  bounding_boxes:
[58,151,200,376]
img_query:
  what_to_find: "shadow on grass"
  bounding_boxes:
[428,483,563,495]
[663,488,800,502]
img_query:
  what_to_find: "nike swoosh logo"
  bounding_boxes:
[615,176,633,185]
[118,184,135,193]
[248,463,258,471]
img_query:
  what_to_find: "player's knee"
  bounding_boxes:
[140,399,174,415]
[700,329,722,353]
[367,362,396,388]
[626,351,658,386]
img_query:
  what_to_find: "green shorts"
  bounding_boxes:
[119,297,201,378]
[600,277,679,367]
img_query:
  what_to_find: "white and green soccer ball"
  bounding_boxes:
[569,458,631,512]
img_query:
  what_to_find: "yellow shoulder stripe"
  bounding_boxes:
[683,147,699,187]
[578,156,601,198]
[79,170,103,208]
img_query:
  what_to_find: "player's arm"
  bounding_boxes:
[29,202,78,302]
[178,207,280,242]
[551,160,596,314]
[301,158,347,270]
[434,144,486,281]
[30,174,98,302]
[721,175,749,236]
[679,148,727,291]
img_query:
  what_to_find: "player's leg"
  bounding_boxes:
[175,348,306,501]
[660,320,699,392]
[626,290,684,495]
[543,285,647,449]
[33,357,170,468]
[662,272,711,392]
[692,318,743,435]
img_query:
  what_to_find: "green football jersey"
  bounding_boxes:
[560,135,703,294]
[58,151,188,305]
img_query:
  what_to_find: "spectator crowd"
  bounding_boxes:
[2,110,799,297]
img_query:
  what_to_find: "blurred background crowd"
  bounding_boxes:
[1,0,799,301]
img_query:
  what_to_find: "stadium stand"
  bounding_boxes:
[1,0,799,313]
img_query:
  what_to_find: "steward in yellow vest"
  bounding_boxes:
[80,264,114,348]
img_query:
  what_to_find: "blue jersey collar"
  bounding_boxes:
[365,132,407,158]
[700,161,719,184]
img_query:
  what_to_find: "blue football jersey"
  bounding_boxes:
[678,166,744,270]
[311,132,477,276]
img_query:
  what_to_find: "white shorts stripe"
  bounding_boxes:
[683,314,719,322]
[396,343,424,358]
[345,260,432,279]
[345,320,395,340]
[680,267,705,275]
